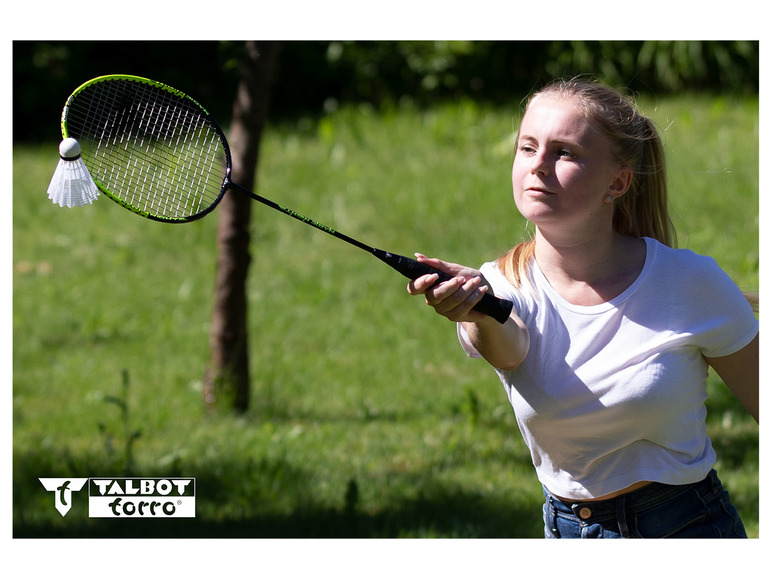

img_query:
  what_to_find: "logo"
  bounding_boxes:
[89,478,195,518]
[39,477,196,518]
[39,478,89,516]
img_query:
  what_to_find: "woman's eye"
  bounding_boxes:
[558,149,574,159]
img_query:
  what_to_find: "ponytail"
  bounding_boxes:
[497,238,536,294]
[612,115,676,247]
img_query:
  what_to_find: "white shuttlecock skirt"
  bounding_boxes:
[47,156,100,208]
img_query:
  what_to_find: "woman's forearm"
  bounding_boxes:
[462,313,530,371]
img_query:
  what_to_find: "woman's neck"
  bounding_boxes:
[533,229,646,306]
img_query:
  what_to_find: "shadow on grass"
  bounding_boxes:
[14,497,543,539]
[13,447,543,539]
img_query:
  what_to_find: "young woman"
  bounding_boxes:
[407,78,758,538]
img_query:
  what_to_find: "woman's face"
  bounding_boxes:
[512,95,624,236]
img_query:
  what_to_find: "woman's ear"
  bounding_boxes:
[607,167,633,201]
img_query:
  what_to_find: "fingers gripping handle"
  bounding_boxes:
[374,250,513,324]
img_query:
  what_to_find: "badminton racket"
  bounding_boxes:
[59,74,513,323]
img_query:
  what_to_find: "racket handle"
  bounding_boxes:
[373,250,513,324]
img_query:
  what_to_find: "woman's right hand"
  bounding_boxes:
[406,253,493,323]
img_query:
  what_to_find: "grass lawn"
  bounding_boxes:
[12,93,758,539]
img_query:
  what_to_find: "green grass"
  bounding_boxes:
[13,93,758,538]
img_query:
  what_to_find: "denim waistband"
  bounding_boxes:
[543,470,716,522]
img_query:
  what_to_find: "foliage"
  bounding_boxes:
[13,95,758,538]
[544,41,758,93]
[13,40,758,141]
[317,40,759,106]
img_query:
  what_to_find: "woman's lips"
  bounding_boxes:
[525,187,554,197]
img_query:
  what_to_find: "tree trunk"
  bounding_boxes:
[204,41,280,413]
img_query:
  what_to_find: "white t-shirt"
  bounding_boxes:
[458,237,758,499]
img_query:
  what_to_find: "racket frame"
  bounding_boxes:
[61,74,233,224]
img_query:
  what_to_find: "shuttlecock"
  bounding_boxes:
[47,138,100,208]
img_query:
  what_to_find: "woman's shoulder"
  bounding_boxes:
[644,237,721,274]
[643,238,748,305]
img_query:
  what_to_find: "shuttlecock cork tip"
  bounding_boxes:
[59,138,81,159]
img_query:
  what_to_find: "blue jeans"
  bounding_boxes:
[542,470,747,538]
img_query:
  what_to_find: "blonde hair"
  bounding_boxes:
[498,78,676,288]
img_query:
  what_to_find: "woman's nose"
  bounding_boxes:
[530,152,549,176]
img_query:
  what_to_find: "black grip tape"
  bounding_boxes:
[374,250,513,324]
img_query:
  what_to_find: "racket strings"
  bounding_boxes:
[65,78,229,220]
